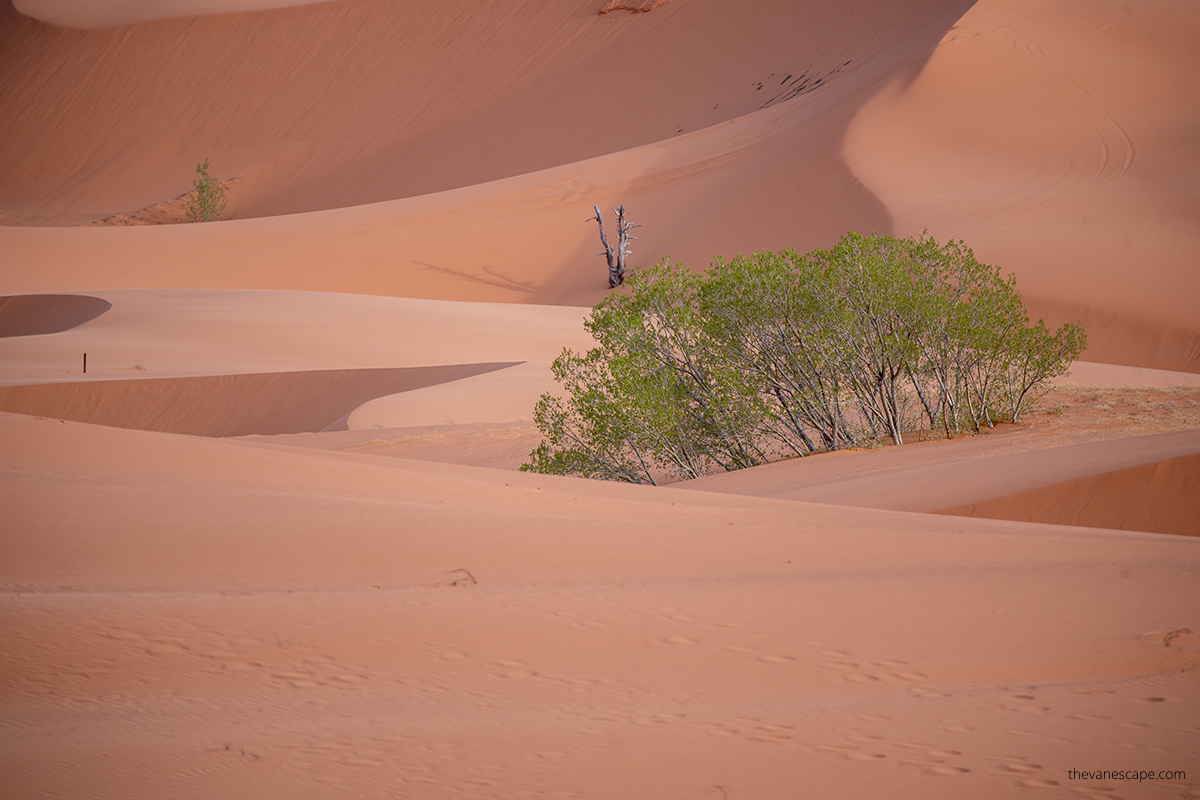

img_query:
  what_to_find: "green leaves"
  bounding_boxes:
[523,233,1087,482]
[185,158,230,223]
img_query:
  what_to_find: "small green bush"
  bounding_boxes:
[185,158,230,223]
[522,232,1086,483]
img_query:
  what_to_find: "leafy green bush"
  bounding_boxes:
[523,232,1086,483]
[185,158,230,223]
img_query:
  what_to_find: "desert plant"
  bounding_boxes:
[185,158,229,223]
[524,232,1086,482]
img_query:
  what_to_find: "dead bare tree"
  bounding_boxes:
[591,204,640,288]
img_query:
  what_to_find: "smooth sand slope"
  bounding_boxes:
[1,0,967,225]
[0,363,521,436]
[845,0,1200,372]
[3,410,1199,798]
[3,0,1200,797]
[682,428,1200,536]
[942,451,1200,537]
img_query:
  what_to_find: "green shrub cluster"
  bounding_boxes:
[185,158,230,223]
[523,232,1086,484]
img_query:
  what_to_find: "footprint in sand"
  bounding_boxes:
[845,750,887,761]
[845,673,881,683]
[1019,778,1059,788]
[998,762,1042,775]
[495,663,536,679]
[662,636,696,645]
[707,727,740,737]
[925,765,970,775]
[104,629,145,642]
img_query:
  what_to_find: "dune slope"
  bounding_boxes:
[0,363,519,436]
[0,0,968,225]
[845,0,1200,371]
[3,411,1200,798]
[941,452,1200,536]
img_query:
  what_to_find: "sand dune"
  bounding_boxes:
[0,363,519,436]
[13,0,345,29]
[682,428,1200,522]
[3,410,1198,798]
[0,289,591,385]
[844,0,1200,371]
[1,0,966,225]
[4,1,1195,371]
[4,0,1200,797]
[942,452,1200,537]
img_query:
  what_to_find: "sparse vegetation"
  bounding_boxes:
[185,158,230,223]
[523,232,1087,483]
